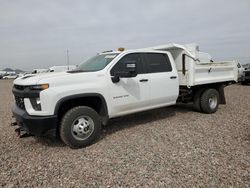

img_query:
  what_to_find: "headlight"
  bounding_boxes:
[29,84,49,90]
[30,98,41,111]
[28,84,48,110]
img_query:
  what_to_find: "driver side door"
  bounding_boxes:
[107,53,150,118]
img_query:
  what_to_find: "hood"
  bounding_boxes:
[14,72,68,85]
[13,71,105,87]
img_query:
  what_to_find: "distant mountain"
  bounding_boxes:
[2,68,14,72]
[15,69,24,73]
[2,68,24,73]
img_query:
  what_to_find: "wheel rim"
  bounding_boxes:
[208,94,217,109]
[71,116,95,141]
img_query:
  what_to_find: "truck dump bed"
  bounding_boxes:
[144,43,238,87]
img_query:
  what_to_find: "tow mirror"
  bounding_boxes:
[111,61,137,83]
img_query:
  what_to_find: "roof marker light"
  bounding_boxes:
[118,47,125,51]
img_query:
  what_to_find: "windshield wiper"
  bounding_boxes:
[67,70,86,73]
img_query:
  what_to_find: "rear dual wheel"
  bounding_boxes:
[193,88,219,114]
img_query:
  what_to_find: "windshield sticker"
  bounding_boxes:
[105,55,116,59]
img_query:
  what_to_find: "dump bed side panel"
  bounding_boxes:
[144,43,238,87]
[189,61,238,86]
[166,48,238,87]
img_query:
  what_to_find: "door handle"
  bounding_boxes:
[139,79,148,82]
[170,76,177,79]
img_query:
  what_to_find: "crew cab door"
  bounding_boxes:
[143,52,179,107]
[108,53,150,117]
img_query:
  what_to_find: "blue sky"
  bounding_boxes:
[0,0,250,70]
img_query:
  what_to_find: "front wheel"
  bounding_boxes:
[200,89,219,114]
[59,106,102,148]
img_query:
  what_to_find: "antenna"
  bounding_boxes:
[67,49,69,70]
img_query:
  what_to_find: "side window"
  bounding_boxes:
[110,53,144,76]
[144,53,172,73]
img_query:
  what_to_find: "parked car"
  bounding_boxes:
[237,62,244,81]
[17,73,24,78]
[31,69,49,74]
[12,43,238,148]
[241,64,250,85]
[3,74,18,79]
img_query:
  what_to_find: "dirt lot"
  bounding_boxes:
[0,80,249,187]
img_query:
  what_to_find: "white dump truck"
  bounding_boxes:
[11,43,238,148]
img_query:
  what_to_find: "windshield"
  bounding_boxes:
[76,53,119,72]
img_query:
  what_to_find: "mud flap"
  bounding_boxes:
[218,85,226,104]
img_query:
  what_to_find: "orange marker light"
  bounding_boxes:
[118,47,125,51]
[41,84,49,90]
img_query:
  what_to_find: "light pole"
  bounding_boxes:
[67,49,70,70]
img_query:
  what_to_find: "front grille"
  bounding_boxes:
[15,96,25,110]
[14,84,26,90]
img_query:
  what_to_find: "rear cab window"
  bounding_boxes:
[143,53,172,73]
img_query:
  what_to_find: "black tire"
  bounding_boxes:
[200,89,219,114]
[59,106,102,148]
[193,89,204,112]
[241,81,247,85]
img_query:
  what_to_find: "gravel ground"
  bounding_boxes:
[0,80,249,187]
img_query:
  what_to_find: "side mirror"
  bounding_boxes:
[111,61,137,83]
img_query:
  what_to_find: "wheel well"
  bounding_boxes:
[56,95,108,125]
[179,82,228,104]
[192,83,226,104]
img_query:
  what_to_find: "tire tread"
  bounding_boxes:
[59,106,101,148]
[200,89,219,114]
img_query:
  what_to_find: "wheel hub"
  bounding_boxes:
[71,116,94,141]
[208,95,217,109]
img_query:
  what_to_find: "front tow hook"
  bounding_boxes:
[14,127,31,138]
[11,122,18,126]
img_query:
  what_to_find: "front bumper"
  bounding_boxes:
[12,105,57,136]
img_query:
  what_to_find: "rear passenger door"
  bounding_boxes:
[143,52,179,107]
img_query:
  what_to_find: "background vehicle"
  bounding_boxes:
[17,73,24,78]
[241,64,250,85]
[237,62,244,82]
[31,69,48,74]
[3,73,18,79]
[0,71,6,79]
[11,43,238,148]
